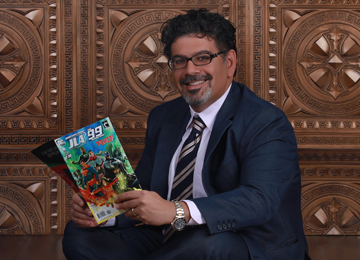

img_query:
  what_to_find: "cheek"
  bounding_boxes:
[171,72,182,89]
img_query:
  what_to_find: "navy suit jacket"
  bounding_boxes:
[116,81,309,260]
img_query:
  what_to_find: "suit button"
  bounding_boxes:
[232,223,236,228]
[222,224,227,230]
[228,223,232,228]
[217,225,222,230]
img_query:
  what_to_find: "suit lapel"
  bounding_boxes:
[202,83,241,195]
[204,82,239,163]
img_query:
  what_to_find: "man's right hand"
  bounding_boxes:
[70,193,99,228]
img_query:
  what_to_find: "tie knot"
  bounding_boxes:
[192,116,206,134]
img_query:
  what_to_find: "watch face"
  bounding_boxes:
[173,218,186,231]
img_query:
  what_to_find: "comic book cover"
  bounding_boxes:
[32,117,141,224]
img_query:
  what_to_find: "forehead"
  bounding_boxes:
[171,35,218,57]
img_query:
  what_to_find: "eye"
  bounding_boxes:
[173,57,186,65]
[195,54,210,63]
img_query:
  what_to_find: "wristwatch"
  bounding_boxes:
[171,200,186,231]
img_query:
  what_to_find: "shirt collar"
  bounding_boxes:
[187,83,232,131]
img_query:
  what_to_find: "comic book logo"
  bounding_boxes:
[88,125,104,141]
[102,119,110,130]
[66,131,87,150]
[56,139,66,146]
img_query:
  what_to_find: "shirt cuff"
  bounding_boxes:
[183,200,206,225]
[100,217,116,227]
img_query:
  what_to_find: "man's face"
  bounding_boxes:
[80,161,88,168]
[170,35,236,112]
[89,151,94,157]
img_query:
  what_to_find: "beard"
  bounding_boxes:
[180,74,212,106]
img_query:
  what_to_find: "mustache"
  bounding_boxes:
[180,74,212,85]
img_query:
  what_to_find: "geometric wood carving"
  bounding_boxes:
[302,183,360,235]
[235,0,247,85]
[0,182,45,235]
[268,2,360,150]
[0,0,67,236]
[300,148,360,235]
[0,1,61,133]
[0,165,64,235]
[282,10,360,116]
[0,10,43,116]
[109,10,181,114]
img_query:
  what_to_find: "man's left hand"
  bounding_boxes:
[115,190,176,226]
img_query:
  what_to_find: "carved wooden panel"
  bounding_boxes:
[299,149,360,235]
[265,1,360,236]
[1,0,360,236]
[0,0,74,235]
[266,3,360,145]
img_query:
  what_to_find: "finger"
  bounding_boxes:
[71,207,94,221]
[116,200,138,211]
[72,216,98,228]
[116,190,142,202]
[73,193,85,207]
[124,208,140,220]
[70,199,93,217]
[70,207,98,228]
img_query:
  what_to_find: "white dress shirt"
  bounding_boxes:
[167,84,232,225]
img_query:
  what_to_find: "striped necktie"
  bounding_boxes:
[164,116,206,242]
[170,116,206,201]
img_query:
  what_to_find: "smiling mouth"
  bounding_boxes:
[180,74,212,86]
[186,80,206,86]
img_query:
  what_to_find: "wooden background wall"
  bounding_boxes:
[1,0,360,236]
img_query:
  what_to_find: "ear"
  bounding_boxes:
[226,49,237,78]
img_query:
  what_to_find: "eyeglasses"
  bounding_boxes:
[168,51,226,70]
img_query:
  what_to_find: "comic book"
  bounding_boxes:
[31,117,141,224]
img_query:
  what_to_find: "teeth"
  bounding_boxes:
[188,80,205,86]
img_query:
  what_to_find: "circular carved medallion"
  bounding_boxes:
[0,183,44,235]
[0,10,43,114]
[110,10,183,114]
[301,184,360,235]
[283,10,360,115]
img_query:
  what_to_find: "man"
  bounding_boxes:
[63,8,310,260]
[87,150,105,168]
[71,147,90,165]
[80,160,100,193]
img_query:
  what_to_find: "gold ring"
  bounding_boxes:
[131,208,138,217]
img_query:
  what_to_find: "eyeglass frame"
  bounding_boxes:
[167,51,227,70]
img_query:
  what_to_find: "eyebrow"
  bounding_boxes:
[171,50,213,59]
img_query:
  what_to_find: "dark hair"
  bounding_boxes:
[161,8,236,59]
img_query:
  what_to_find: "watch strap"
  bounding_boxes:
[173,200,185,218]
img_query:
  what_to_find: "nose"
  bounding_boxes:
[183,59,200,74]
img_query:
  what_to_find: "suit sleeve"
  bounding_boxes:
[192,107,300,234]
